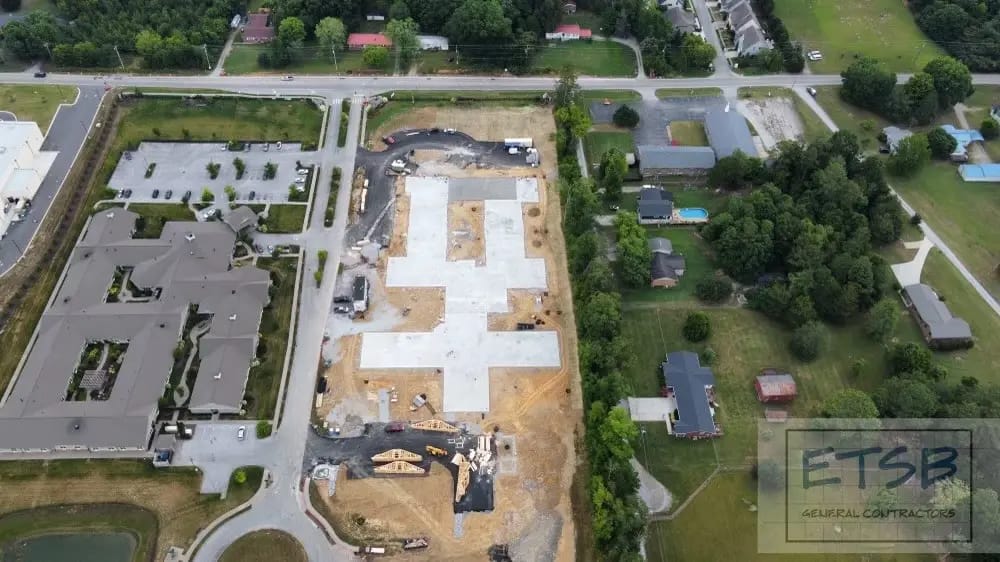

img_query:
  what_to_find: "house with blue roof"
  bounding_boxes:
[661,351,722,439]
[941,125,985,162]
[959,163,1000,182]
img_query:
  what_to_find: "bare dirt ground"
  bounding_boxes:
[738,97,805,148]
[447,201,485,263]
[316,106,582,561]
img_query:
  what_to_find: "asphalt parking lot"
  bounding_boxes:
[108,141,317,203]
[589,97,727,145]
[173,422,269,494]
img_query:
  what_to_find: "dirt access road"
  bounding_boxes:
[314,104,583,561]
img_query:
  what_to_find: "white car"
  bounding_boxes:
[237,426,246,440]
[281,75,294,81]
[296,168,309,176]
[807,50,823,61]
[294,177,306,184]
[806,87,818,97]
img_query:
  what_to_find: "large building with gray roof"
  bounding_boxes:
[0,209,270,454]
[901,284,973,350]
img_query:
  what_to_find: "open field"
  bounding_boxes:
[224,45,381,75]
[262,204,307,233]
[646,472,933,562]
[774,0,943,73]
[219,529,307,562]
[0,84,78,133]
[620,228,714,302]
[961,86,1000,160]
[583,131,635,169]
[890,163,1000,301]
[656,88,723,99]
[668,120,708,146]
[737,86,830,143]
[0,460,261,561]
[247,256,298,419]
[127,203,196,238]
[0,503,156,561]
[531,41,637,77]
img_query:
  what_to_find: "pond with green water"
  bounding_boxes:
[2,532,135,562]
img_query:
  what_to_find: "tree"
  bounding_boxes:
[388,0,410,20]
[822,388,879,418]
[615,212,650,288]
[553,67,581,109]
[444,0,513,67]
[789,321,826,361]
[875,377,939,417]
[982,119,999,141]
[695,277,732,303]
[923,56,973,108]
[708,151,758,190]
[580,292,622,342]
[554,104,591,140]
[683,312,711,342]
[599,149,628,203]
[362,46,389,68]
[902,72,939,124]
[612,105,640,128]
[201,188,214,203]
[887,134,930,177]
[840,57,896,111]
[931,478,970,511]
[865,298,900,342]
[679,33,715,71]
[314,17,347,61]
[386,18,420,66]
[278,16,306,48]
[927,126,959,159]
[233,469,247,484]
[562,178,599,239]
[888,342,933,378]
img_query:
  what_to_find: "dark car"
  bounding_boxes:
[151,189,160,199]
[33,71,47,78]
[248,190,256,200]
[385,422,406,433]
[164,190,173,200]
[429,127,440,133]
[333,295,352,303]
[382,135,396,145]
[181,190,192,203]
[123,189,132,198]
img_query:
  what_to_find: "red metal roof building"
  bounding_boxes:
[242,13,274,43]
[545,24,592,40]
[347,33,392,50]
[754,371,797,403]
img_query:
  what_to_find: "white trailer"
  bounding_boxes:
[504,137,533,148]
[161,424,179,434]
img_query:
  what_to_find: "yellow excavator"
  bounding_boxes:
[425,445,448,457]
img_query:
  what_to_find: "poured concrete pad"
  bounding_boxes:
[359,176,560,413]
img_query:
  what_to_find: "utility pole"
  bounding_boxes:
[331,46,338,72]
[202,44,211,70]
[42,42,52,59]
[113,45,125,71]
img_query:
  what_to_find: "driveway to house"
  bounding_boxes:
[954,103,992,164]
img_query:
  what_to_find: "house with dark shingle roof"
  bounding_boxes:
[637,187,674,224]
[901,284,973,349]
[662,351,721,438]
[637,145,716,177]
[649,237,686,287]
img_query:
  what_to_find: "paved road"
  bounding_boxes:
[794,86,1000,318]
[0,85,104,276]
[692,0,732,77]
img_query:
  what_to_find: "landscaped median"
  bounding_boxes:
[246,258,298,419]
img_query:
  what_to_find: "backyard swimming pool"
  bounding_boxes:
[677,207,709,220]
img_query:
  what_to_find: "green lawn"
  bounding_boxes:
[962,86,1000,161]
[621,228,714,303]
[583,131,635,169]
[774,0,944,73]
[646,472,933,562]
[0,85,78,133]
[890,162,1000,301]
[0,504,157,561]
[262,204,307,233]
[224,44,383,75]
[246,257,298,419]
[668,120,709,146]
[127,203,196,238]
[219,529,307,562]
[738,86,831,143]
[531,40,636,77]
[655,88,723,99]
[813,86,893,150]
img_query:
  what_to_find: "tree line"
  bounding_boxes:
[553,70,646,560]
[910,0,1000,72]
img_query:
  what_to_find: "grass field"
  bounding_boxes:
[262,204,307,233]
[127,203,196,238]
[961,86,1000,160]
[737,86,831,143]
[224,45,381,75]
[584,131,635,169]
[0,84,78,133]
[774,0,944,73]
[219,529,307,562]
[246,256,298,419]
[0,503,156,561]
[812,86,893,150]
[531,41,637,77]
[655,88,723,99]
[668,120,709,146]
[890,163,1000,301]
[620,228,713,302]
[0,460,261,561]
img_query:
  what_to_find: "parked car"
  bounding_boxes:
[806,87,817,97]
[297,168,309,176]
[333,295,352,303]
[201,210,214,220]
[248,190,256,200]
[294,177,306,184]
[385,422,406,433]
[117,189,125,198]
[33,71,46,78]
[444,128,456,134]
[382,135,396,145]
[333,305,352,314]
[123,189,132,198]
[281,75,294,81]
[237,426,246,440]
[807,50,823,61]
[152,189,160,199]
[164,190,173,200]
[181,190,192,203]
[429,127,440,133]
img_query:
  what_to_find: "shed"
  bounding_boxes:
[882,126,913,154]
[353,275,370,313]
[959,163,1000,182]
[754,372,797,403]
[417,35,449,51]
[940,124,985,162]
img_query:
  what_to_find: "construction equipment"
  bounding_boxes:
[373,461,425,475]
[371,449,422,463]
[410,419,458,433]
[402,537,429,550]
[409,393,437,415]
[452,452,471,501]
[425,445,448,457]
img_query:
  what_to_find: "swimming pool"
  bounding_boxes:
[677,207,709,220]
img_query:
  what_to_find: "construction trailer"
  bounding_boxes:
[503,138,533,148]
[352,276,370,313]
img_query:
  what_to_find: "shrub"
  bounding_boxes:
[256,420,273,438]
[200,188,214,203]
[206,162,221,179]
[790,321,826,361]
[263,162,277,180]
[927,127,958,159]
[324,207,334,227]
[682,312,711,342]
[695,277,732,303]
[982,119,999,141]
[612,105,640,128]
[224,185,237,202]
[910,213,922,225]
[233,157,246,180]
[181,128,191,139]
[314,269,323,287]
[233,469,247,484]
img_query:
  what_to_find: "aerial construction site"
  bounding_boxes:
[307,104,581,560]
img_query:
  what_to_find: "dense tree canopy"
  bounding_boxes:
[912,0,1000,72]
[927,127,959,159]
[822,388,880,418]
[314,16,347,60]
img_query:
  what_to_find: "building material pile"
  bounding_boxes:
[372,449,422,463]
[410,419,459,433]
[452,452,472,501]
[374,460,426,475]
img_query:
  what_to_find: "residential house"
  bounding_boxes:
[649,237,687,288]
[563,1,578,13]
[941,124,985,162]
[417,35,449,51]
[545,24,592,41]
[662,351,721,438]
[735,25,769,56]
[959,163,1000,182]
[881,126,913,154]
[755,370,797,403]
[347,33,392,50]
[721,0,771,56]
[242,13,274,43]
[901,283,973,349]
[637,145,716,177]
[666,7,700,34]
[704,106,757,158]
[727,2,757,34]
[636,187,674,225]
